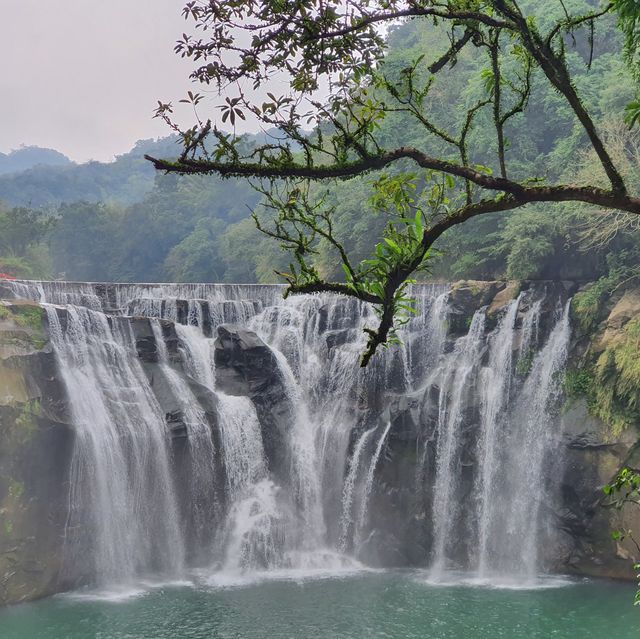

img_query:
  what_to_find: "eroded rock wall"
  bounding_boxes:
[0,301,73,605]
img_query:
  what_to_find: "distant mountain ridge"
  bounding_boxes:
[0,137,183,207]
[0,132,284,209]
[0,146,72,176]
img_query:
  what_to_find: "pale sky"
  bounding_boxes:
[0,0,231,162]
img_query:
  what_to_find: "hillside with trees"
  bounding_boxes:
[0,1,637,296]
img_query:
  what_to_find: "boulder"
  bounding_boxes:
[487,281,520,318]
[214,325,283,398]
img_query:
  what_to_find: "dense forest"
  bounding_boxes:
[0,1,638,288]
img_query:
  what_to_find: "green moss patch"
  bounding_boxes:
[0,303,47,350]
[566,320,640,437]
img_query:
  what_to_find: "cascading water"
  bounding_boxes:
[502,301,572,577]
[6,279,573,590]
[149,319,218,556]
[214,393,277,572]
[430,311,487,577]
[45,305,185,585]
[475,296,521,577]
[354,421,393,550]
[339,427,377,553]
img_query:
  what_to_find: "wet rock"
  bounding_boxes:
[487,281,520,318]
[214,325,291,478]
[325,328,354,351]
[214,325,282,397]
[558,400,640,579]
[129,317,180,364]
[0,305,74,606]
[447,280,506,335]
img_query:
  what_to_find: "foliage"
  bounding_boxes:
[0,255,37,279]
[0,138,181,208]
[614,0,640,87]
[603,466,640,605]
[147,0,640,364]
[0,3,638,298]
[592,319,640,435]
[572,274,622,334]
[10,305,45,333]
[0,200,55,279]
[568,316,640,436]
[0,207,55,256]
[164,218,226,282]
[572,259,640,334]
[563,367,594,399]
[3,399,41,449]
[515,349,535,376]
[0,146,71,176]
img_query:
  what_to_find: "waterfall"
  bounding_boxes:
[45,305,185,585]
[149,320,218,555]
[354,421,392,550]
[339,427,377,553]
[475,296,521,576]
[270,348,326,551]
[430,311,487,576]
[172,318,279,573]
[5,279,573,589]
[425,296,572,582]
[505,301,572,577]
[215,394,278,572]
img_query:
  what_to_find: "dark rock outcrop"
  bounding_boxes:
[214,325,291,479]
[214,325,283,398]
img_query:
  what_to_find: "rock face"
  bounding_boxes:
[447,280,507,334]
[555,284,640,579]
[214,326,282,398]
[0,302,74,606]
[558,401,640,579]
[214,325,292,479]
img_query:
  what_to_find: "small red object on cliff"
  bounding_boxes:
[0,273,16,280]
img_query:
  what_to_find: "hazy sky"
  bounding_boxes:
[0,0,220,162]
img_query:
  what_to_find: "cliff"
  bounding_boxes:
[0,278,638,606]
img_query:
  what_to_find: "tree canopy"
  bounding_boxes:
[146,0,640,365]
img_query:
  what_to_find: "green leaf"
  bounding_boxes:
[384,237,401,253]
[624,99,640,129]
[414,211,424,239]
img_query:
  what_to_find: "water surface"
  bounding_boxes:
[0,571,636,639]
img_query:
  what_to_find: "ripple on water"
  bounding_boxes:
[60,578,195,603]
[418,570,579,591]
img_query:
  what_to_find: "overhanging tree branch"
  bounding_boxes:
[150,0,640,365]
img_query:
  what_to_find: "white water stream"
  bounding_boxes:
[10,280,572,589]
